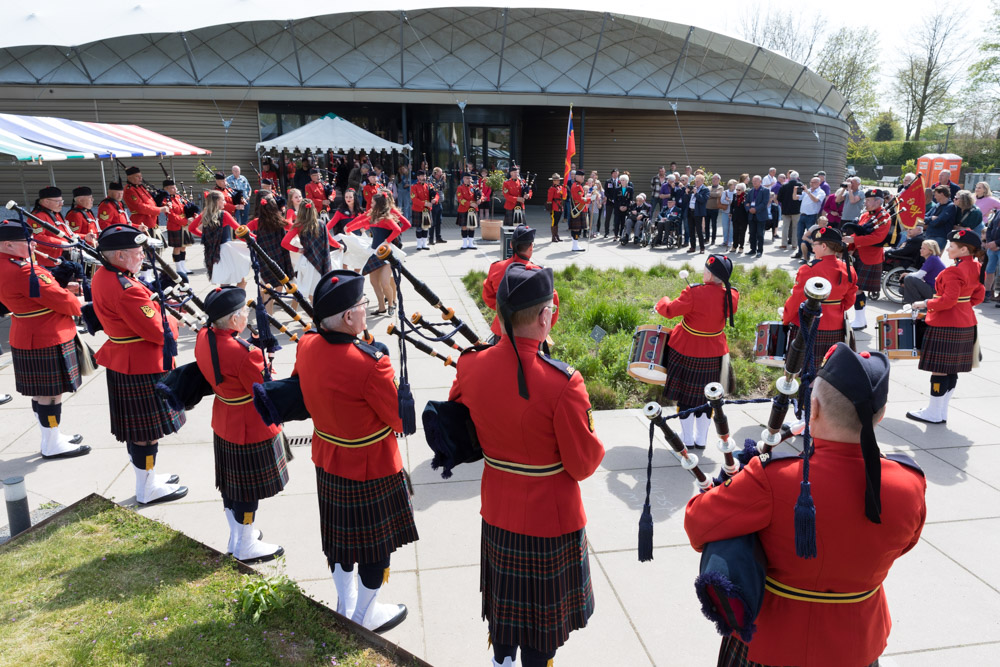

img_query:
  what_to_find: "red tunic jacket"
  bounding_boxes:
[0,255,80,349]
[570,182,587,212]
[685,439,926,667]
[213,186,237,214]
[97,198,130,230]
[546,185,566,213]
[293,332,403,481]
[123,183,160,229]
[481,256,561,337]
[27,208,69,268]
[783,255,857,330]
[362,183,379,210]
[448,337,605,537]
[925,256,985,328]
[851,208,891,265]
[195,327,281,444]
[164,195,189,232]
[92,266,179,375]
[410,182,431,213]
[456,184,475,213]
[502,178,522,210]
[305,181,330,212]
[66,207,97,237]
[655,282,739,357]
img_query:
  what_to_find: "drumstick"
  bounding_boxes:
[704,383,740,477]
[678,269,692,288]
[386,323,454,366]
[643,402,712,490]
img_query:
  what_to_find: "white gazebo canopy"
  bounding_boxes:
[257,114,411,155]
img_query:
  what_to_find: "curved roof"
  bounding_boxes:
[0,5,849,121]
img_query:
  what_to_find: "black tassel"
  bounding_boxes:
[638,420,656,562]
[162,325,178,372]
[398,379,417,436]
[28,268,40,298]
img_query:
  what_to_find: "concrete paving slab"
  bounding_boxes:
[879,402,997,450]
[410,478,482,569]
[881,642,1000,665]
[928,443,1000,492]
[920,518,1000,593]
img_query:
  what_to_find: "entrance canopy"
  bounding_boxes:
[0,113,211,162]
[257,114,411,155]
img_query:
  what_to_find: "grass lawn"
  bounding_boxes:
[0,495,420,667]
[462,262,794,409]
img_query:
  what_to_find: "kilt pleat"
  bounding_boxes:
[919,325,976,374]
[480,520,594,653]
[662,347,722,407]
[361,227,391,275]
[717,635,880,667]
[315,467,418,565]
[11,340,80,396]
[255,228,294,284]
[167,228,194,248]
[855,258,882,293]
[106,369,185,442]
[787,325,847,374]
[214,434,289,502]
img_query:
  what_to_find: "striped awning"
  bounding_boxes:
[0,125,89,161]
[0,113,210,161]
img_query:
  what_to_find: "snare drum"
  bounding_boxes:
[627,324,669,385]
[754,321,791,367]
[877,312,926,359]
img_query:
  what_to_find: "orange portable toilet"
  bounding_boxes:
[917,153,962,187]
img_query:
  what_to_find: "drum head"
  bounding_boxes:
[628,362,667,385]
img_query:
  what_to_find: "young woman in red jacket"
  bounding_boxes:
[345,191,410,317]
[907,228,986,424]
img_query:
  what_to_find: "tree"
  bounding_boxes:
[965,0,1000,138]
[892,12,965,140]
[815,27,880,126]
[737,8,824,67]
[875,117,895,142]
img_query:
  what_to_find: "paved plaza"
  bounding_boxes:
[3,212,999,665]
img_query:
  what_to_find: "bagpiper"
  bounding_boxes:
[546,173,566,243]
[456,172,478,250]
[842,188,892,330]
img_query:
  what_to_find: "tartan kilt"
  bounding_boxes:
[456,211,469,227]
[214,433,289,502]
[254,228,294,284]
[167,228,194,248]
[855,257,882,293]
[662,347,723,407]
[361,227,391,275]
[11,340,81,397]
[315,467,418,565]
[717,635,879,667]
[481,520,594,653]
[919,325,976,374]
[787,324,847,373]
[568,213,585,231]
[106,369,185,443]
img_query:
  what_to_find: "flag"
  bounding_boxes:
[564,108,576,183]
[896,174,925,230]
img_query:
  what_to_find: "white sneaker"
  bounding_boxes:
[133,465,188,505]
[233,521,283,563]
[332,563,358,618]
[351,581,407,633]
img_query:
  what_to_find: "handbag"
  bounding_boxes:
[74,333,98,377]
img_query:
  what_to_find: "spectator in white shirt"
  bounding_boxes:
[795,177,825,261]
[761,167,778,188]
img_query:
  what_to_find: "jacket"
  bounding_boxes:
[655,282,739,357]
[782,255,857,331]
[925,201,957,240]
[690,184,710,217]
[0,254,80,349]
[745,186,771,222]
[925,256,985,328]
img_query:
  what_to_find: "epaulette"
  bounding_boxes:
[460,343,492,357]
[757,450,801,467]
[688,282,705,289]
[352,337,385,361]
[884,453,925,477]
[808,258,821,267]
[537,350,576,379]
[8,257,27,267]
[117,273,134,290]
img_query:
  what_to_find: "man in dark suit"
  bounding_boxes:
[745,175,771,258]
[687,174,710,254]
[613,174,634,241]
[925,186,957,248]
[603,169,620,238]
[885,225,926,269]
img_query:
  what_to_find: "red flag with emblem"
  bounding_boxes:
[564,106,576,183]
[896,174,925,230]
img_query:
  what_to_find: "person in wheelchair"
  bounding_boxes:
[901,239,946,305]
[884,225,926,270]
[621,193,651,246]
[651,197,682,248]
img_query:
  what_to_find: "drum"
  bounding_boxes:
[627,325,669,385]
[877,312,926,359]
[754,321,790,367]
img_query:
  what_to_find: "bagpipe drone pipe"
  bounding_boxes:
[635,277,832,643]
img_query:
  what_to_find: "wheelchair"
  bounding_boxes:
[650,214,683,249]
[881,253,918,304]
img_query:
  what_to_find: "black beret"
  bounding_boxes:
[575,169,586,176]
[511,224,535,248]
[162,179,175,187]
[462,172,473,179]
[818,343,890,414]
[274,196,286,208]
[810,226,843,245]
[705,253,733,284]
[949,227,982,250]
[204,286,246,322]
[125,166,141,176]
[415,170,426,177]
[310,168,321,175]
[313,269,366,321]
[38,186,62,199]
[108,181,124,191]
[497,263,553,319]
[97,224,147,251]
[72,186,92,198]
[261,178,273,186]
[0,219,31,242]
[213,172,225,180]
[509,165,520,172]
[865,188,886,199]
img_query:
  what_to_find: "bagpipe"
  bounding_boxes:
[114,158,169,204]
[636,277,832,643]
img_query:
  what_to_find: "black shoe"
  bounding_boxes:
[436,238,446,243]
[428,239,435,245]
[41,444,91,460]
[757,253,763,258]
[138,485,189,506]
[0,393,12,406]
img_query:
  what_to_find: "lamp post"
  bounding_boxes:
[457,100,468,170]
[943,122,956,153]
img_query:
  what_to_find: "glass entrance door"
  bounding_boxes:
[469,125,511,173]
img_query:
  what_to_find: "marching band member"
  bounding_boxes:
[429,167,446,245]
[363,171,380,211]
[456,172,478,250]
[213,172,241,215]
[410,170,432,251]
[481,225,560,343]
[656,254,739,449]
[450,262,604,667]
[685,343,926,667]
[907,228,985,425]
[29,186,72,270]
[546,173,566,243]
[163,179,193,278]
[247,194,293,314]
[0,219,89,459]
[281,199,337,302]
[782,226,857,373]
[97,182,130,231]
[91,224,187,505]
[123,167,166,234]
[66,187,99,239]
[478,167,493,222]
[344,190,409,317]
[305,168,334,213]
[294,269,416,633]
[842,188,892,330]
[502,165,525,227]
[568,169,588,252]
[195,286,287,563]
[189,190,246,287]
